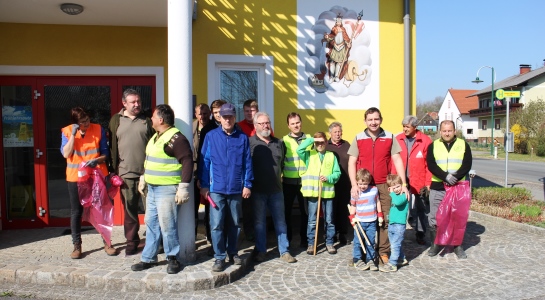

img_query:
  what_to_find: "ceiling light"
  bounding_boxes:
[60,3,84,15]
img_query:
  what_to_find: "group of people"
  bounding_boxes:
[62,90,472,275]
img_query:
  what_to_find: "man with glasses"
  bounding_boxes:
[109,89,154,256]
[249,112,296,263]
[199,103,253,272]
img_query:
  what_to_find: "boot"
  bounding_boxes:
[71,242,82,259]
[427,228,441,257]
[453,245,467,259]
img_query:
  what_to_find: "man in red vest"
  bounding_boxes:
[347,107,409,264]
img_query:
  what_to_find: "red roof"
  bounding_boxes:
[449,89,478,114]
[427,111,438,120]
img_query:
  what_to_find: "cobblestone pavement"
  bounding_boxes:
[1,212,545,300]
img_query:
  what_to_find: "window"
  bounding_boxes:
[448,99,450,108]
[482,119,487,130]
[495,118,500,130]
[467,128,473,135]
[444,113,447,120]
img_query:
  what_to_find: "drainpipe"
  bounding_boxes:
[404,0,411,116]
[168,0,196,263]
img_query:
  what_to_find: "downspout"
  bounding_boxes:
[404,0,411,116]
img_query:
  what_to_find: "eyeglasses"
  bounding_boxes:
[256,122,271,127]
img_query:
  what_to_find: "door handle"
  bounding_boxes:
[36,149,43,158]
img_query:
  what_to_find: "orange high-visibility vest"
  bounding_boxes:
[62,123,108,182]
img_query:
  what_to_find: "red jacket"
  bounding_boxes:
[392,130,432,194]
[356,129,393,185]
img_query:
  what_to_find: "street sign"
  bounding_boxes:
[504,91,521,98]
[495,89,505,99]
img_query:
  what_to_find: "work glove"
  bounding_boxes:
[348,214,356,225]
[71,124,79,136]
[138,175,146,196]
[377,212,384,227]
[175,183,190,205]
[445,173,458,186]
[84,158,98,168]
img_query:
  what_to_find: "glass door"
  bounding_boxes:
[0,77,43,229]
[37,77,117,227]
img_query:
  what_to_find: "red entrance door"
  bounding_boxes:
[0,76,155,229]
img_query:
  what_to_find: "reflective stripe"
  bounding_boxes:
[435,159,462,164]
[284,156,301,162]
[284,166,305,172]
[301,175,321,181]
[145,169,181,177]
[145,155,179,164]
[73,148,99,157]
[301,185,335,192]
[67,163,79,169]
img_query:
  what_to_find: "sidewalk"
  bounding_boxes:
[2,212,545,299]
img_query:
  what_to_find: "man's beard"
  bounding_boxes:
[259,129,271,137]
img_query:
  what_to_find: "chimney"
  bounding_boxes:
[520,64,531,74]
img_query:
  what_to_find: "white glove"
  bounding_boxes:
[445,173,458,186]
[378,217,384,227]
[138,175,146,195]
[175,183,190,205]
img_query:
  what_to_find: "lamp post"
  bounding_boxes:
[472,66,495,155]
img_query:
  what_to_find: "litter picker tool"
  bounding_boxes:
[313,181,323,255]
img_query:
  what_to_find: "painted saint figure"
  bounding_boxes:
[323,14,352,82]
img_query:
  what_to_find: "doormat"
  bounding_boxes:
[60,227,95,236]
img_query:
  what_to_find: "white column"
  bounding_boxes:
[168,0,195,263]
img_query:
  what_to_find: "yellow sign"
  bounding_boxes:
[504,91,521,98]
[495,89,505,99]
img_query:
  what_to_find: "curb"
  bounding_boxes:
[0,258,248,294]
[469,210,545,234]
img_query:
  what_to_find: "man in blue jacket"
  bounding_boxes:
[199,103,253,272]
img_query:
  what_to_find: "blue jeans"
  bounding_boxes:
[388,223,406,265]
[252,192,290,255]
[209,192,242,260]
[352,221,376,263]
[141,184,179,263]
[307,198,335,246]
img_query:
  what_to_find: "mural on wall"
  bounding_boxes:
[297,1,379,110]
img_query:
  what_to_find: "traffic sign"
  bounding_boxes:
[495,89,505,99]
[504,91,521,98]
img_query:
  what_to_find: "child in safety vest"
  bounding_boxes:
[296,131,341,255]
[379,174,409,272]
[348,168,381,271]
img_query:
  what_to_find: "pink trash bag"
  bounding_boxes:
[77,163,116,247]
[435,180,472,246]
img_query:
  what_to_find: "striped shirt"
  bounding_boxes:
[350,186,379,222]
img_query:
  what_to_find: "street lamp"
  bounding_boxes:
[472,66,496,155]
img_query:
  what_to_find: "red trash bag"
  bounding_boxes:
[77,163,114,247]
[435,180,471,246]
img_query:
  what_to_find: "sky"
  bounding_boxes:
[416,0,545,103]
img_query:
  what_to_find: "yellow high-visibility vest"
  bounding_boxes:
[144,127,182,185]
[431,138,466,182]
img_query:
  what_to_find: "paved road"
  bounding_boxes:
[472,157,545,201]
[1,212,545,300]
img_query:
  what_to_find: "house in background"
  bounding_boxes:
[417,112,438,132]
[469,63,545,144]
[437,89,479,141]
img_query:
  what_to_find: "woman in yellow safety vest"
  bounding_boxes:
[297,131,341,255]
[60,107,116,259]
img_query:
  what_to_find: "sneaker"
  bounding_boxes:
[212,259,226,272]
[454,246,467,259]
[166,257,181,274]
[397,258,409,267]
[306,245,314,255]
[131,261,157,271]
[353,260,370,271]
[380,254,389,264]
[229,254,242,265]
[104,245,118,256]
[326,244,337,255]
[252,250,266,262]
[70,243,82,259]
[379,262,398,272]
[368,261,378,271]
[280,252,297,263]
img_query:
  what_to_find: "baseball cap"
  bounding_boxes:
[219,103,236,117]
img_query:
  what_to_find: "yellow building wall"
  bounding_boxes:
[192,1,416,140]
[0,22,169,100]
